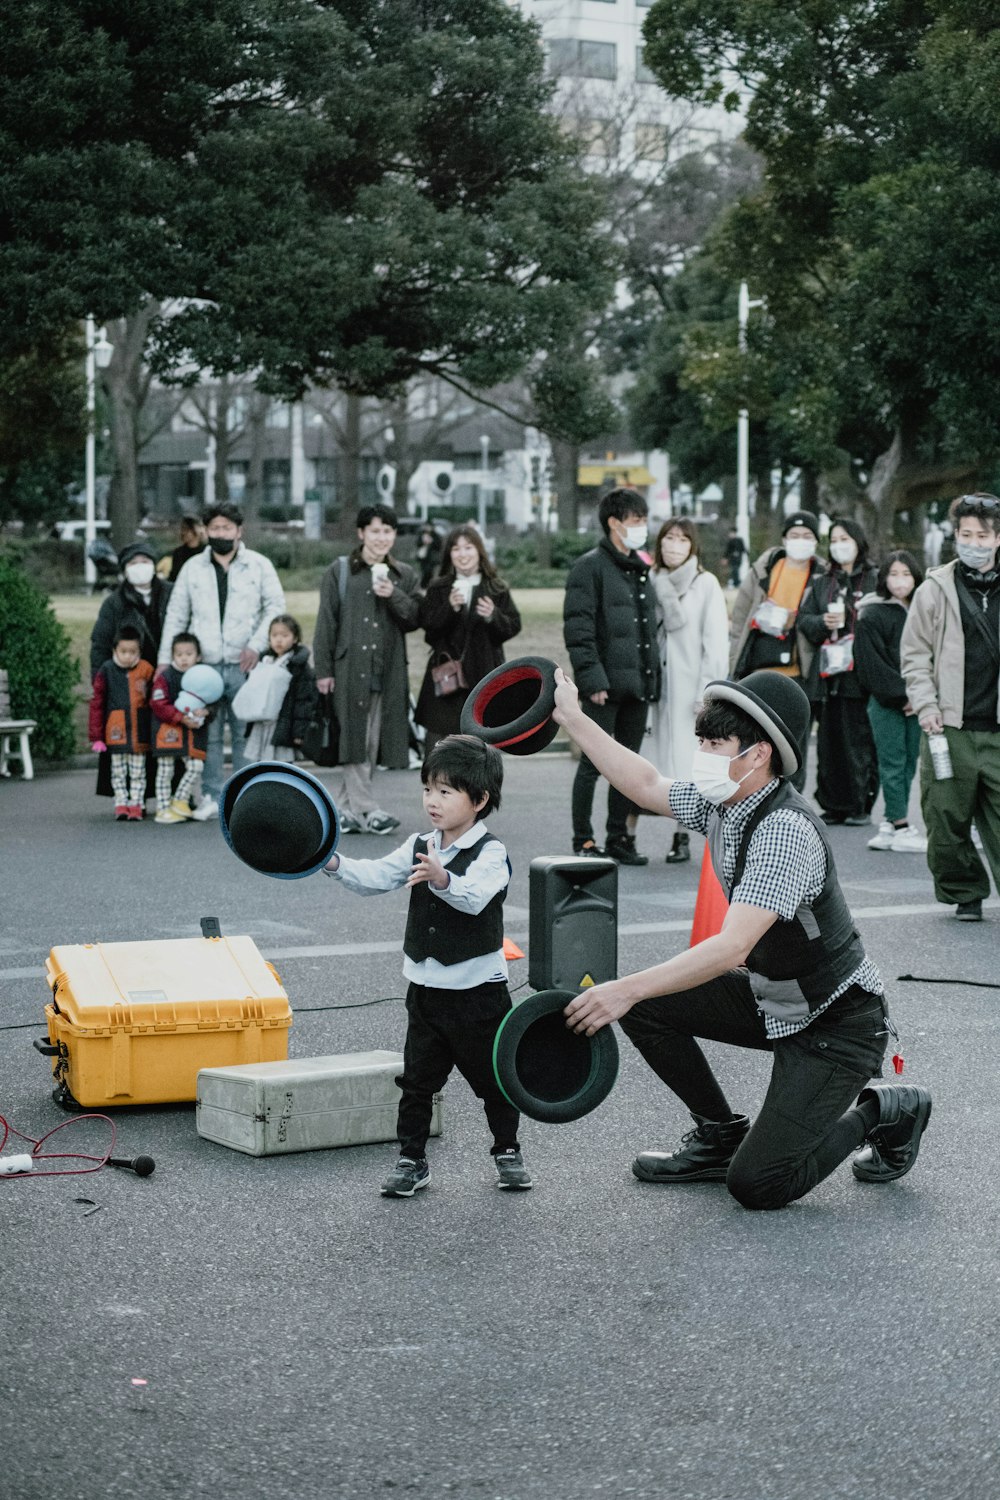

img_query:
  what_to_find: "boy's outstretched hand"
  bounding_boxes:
[407,847,449,891]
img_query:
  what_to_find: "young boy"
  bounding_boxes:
[89,625,154,820]
[324,734,531,1197]
[150,632,209,824]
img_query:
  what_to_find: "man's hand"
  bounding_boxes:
[919,709,943,734]
[316,677,334,695]
[552,666,581,725]
[239,647,260,675]
[406,848,449,890]
[564,981,635,1036]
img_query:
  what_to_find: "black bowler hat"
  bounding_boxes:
[492,988,619,1124]
[703,672,811,777]
[460,656,559,755]
[220,761,340,879]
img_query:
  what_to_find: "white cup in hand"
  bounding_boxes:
[371,562,389,584]
[454,575,474,605]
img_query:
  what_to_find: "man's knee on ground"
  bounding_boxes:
[726,1158,795,1212]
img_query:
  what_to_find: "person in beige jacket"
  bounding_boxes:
[900,493,1000,921]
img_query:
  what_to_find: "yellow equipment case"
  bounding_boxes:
[39,935,292,1108]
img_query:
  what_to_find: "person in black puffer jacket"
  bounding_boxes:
[563,488,661,865]
[89,542,172,676]
[798,517,879,825]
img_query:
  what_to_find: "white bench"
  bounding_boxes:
[0,668,36,780]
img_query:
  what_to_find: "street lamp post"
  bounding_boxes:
[478,434,490,534]
[736,282,764,551]
[84,316,113,588]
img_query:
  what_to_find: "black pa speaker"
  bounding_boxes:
[528,855,618,992]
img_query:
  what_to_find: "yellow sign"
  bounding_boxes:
[579,973,595,988]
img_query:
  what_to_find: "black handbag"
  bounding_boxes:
[302,694,340,767]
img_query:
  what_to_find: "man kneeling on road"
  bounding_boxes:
[552,666,932,1210]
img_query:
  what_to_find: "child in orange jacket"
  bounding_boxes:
[89,625,154,820]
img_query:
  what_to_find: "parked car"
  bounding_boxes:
[51,519,112,542]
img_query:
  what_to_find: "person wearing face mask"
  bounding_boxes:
[628,518,728,863]
[729,511,824,791]
[854,551,927,853]
[158,502,286,821]
[552,665,932,1208]
[89,542,172,681]
[901,493,1000,922]
[563,488,661,865]
[414,525,522,757]
[798,517,879,826]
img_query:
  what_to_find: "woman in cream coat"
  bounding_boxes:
[631,517,730,861]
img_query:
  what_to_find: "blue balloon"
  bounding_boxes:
[176,663,225,714]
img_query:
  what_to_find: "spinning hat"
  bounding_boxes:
[492,988,619,1124]
[220,762,340,879]
[702,672,811,778]
[460,656,558,756]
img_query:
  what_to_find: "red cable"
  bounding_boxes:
[0,1110,117,1178]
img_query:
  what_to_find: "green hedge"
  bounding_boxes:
[0,556,79,759]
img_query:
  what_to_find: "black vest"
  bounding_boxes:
[403,832,506,967]
[707,781,867,1024]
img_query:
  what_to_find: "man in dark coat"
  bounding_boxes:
[563,487,661,864]
[313,504,421,835]
[89,542,172,677]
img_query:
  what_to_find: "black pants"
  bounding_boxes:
[571,693,650,842]
[619,978,889,1210]
[396,981,520,1159]
[815,695,880,818]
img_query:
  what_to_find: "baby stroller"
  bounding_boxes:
[86,536,121,593]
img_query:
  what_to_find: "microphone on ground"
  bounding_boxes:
[106,1155,156,1177]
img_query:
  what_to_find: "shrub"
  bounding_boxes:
[0,556,79,758]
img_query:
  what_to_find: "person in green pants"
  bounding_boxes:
[855,551,927,853]
[901,494,1000,921]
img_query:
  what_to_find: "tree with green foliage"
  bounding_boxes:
[639,0,1000,538]
[0,331,87,526]
[0,557,79,760]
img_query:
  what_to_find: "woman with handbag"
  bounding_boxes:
[798,517,880,825]
[414,526,522,755]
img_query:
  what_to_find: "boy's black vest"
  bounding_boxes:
[707,780,867,1024]
[403,832,506,967]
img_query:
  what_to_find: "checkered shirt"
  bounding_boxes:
[669,778,883,1038]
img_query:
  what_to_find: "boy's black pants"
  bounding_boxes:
[396,981,521,1160]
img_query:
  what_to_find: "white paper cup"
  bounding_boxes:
[454,575,474,604]
[371,563,389,584]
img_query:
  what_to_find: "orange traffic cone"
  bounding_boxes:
[502,936,525,960]
[689,843,729,946]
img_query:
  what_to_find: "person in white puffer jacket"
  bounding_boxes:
[158,502,285,819]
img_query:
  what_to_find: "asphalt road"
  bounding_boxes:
[1,753,998,1500]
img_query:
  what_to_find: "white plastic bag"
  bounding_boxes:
[231,657,292,722]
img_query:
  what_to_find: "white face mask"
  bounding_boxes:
[829,540,857,566]
[784,537,816,562]
[885,572,913,600]
[956,540,998,571]
[622,524,648,551]
[661,538,692,568]
[690,745,756,805]
[125,561,155,587]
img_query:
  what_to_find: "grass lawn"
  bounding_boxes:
[56,586,571,755]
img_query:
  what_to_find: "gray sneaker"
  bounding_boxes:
[366,812,401,836]
[493,1149,532,1190]
[380,1157,430,1197]
[338,809,362,834]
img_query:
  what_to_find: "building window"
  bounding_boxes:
[263,459,290,508]
[265,402,291,429]
[567,116,616,158]
[635,122,667,161]
[549,39,617,81]
[636,47,658,84]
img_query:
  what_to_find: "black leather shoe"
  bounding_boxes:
[605,834,648,867]
[820,811,846,825]
[573,838,606,858]
[852,1084,932,1183]
[633,1114,750,1183]
[955,899,983,922]
[665,831,690,864]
